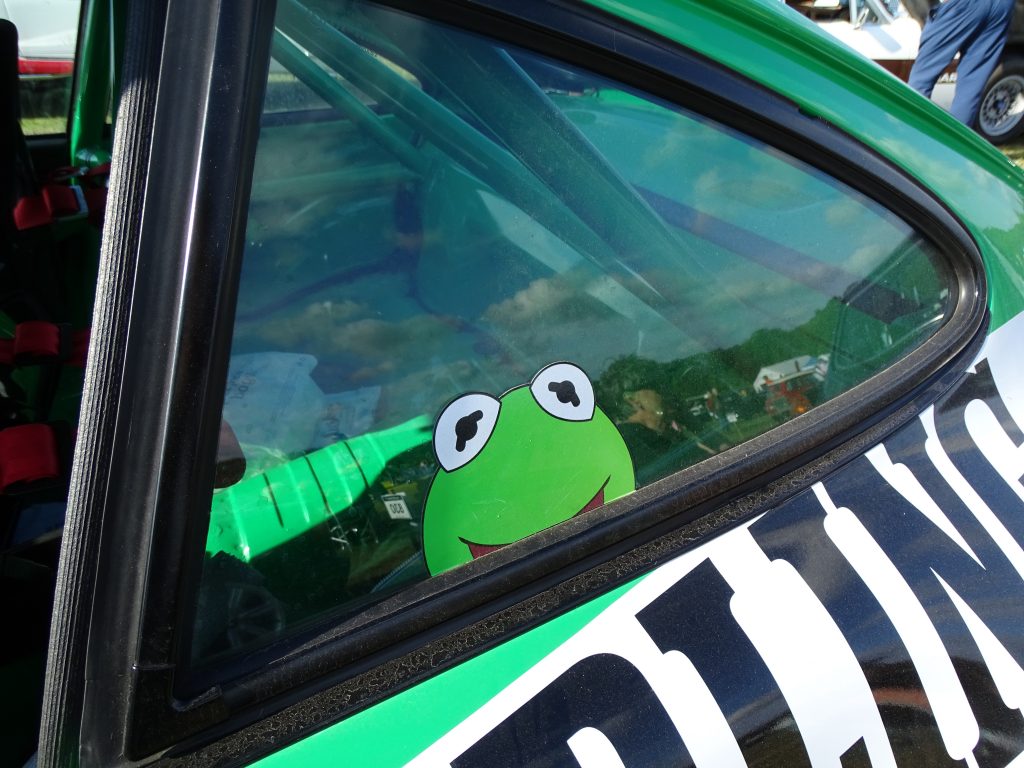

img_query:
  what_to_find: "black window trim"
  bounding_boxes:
[51,0,987,763]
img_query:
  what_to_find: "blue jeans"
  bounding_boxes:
[908,0,1016,125]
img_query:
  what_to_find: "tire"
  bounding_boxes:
[977,55,1024,144]
[902,0,931,27]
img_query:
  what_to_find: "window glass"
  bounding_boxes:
[190,0,955,667]
[3,0,79,135]
[263,59,330,114]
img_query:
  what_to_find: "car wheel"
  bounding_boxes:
[977,56,1024,143]
[902,0,930,26]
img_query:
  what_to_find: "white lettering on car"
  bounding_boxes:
[922,405,1024,584]
[566,727,627,768]
[818,482,981,762]
[934,572,1024,717]
[711,530,898,767]
[866,442,981,564]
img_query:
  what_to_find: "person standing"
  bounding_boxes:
[908,0,1016,127]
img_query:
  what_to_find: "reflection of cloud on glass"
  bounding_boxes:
[874,129,1024,232]
[256,299,368,348]
[374,360,495,428]
[303,299,365,322]
[350,359,397,382]
[628,103,696,161]
[693,165,810,214]
[250,299,466,381]
[683,273,826,342]
[483,277,605,329]
[692,167,722,200]
[331,315,459,359]
[847,244,888,276]
[824,199,862,227]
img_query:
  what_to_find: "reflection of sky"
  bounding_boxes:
[872,119,1024,233]
[233,77,945,446]
[561,94,922,336]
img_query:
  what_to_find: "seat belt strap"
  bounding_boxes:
[13,184,87,231]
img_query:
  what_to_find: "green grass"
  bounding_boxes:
[1001,140,1024,168]
[19,76,72,136]
[22,116,66,136]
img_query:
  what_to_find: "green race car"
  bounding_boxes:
[5,0,1024,766]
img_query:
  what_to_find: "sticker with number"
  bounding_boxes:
[382,493,412,521]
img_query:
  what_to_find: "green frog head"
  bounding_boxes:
[422,362,635,575]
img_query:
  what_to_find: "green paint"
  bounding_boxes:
[252,576,639,768]
[422,371,635,576]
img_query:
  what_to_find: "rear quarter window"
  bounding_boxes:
[188,0,959,673]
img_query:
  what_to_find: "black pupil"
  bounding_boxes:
[548,380,580,407]
[455,410,484,452]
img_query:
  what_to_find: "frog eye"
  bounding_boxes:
[434,392,501,472]
[530,362,595,422]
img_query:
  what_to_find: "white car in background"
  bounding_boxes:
[791,0,1024,142]
[0,0,78,76]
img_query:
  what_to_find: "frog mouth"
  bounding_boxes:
[461,476,611,560]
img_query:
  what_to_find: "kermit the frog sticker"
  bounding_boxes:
[422,362,635,575]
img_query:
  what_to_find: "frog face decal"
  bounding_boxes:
[422,362,636,575]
